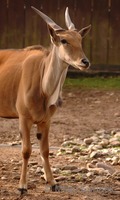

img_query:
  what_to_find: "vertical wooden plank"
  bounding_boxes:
[92,0,109,65]
[73,0,91,61]
[38,0,59,46]
[24,0,42,47]
[109,0,120,65]
[7,0,25,48]
[0,0,8,48]
[56,0,75,29]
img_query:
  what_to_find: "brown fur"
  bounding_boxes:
[0,8,91,192]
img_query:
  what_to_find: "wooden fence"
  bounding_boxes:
[0,0,120,67]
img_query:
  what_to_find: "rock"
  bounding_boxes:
[87,163,109,175]
[100,139,109,148]
[61,170,71,175]
[1,167,6,170]
[114,131,120,138]
[96,129,106,135]
[114,112,120,117]
[29,161,38,166]
[58,148,66,153]
[65,150,72,154]
[80,167,88,173]
[110,140,120,147]
[90,151,103,159]
[91,136,99,143]
[112,171,120,180]
[84,138,93,145]
[1,176,7,180]
[52,167,60,174]
[111,156,119,165]
[92,176,106,184]
[13,167,18,170]
[71,169,82,174]
[72,146,81,153]
[105,157,112,162]
[70,159,76,163]
[86,171,94,178]
[61,141,76,147]
[36,167,43,174]
[13,175,20,180]
[92,144,103,150]
[10,141,21,146]
[61,165,77,171]
[91,159,98,164]
[55,176,66,181]
[88,144,94,152]
[96,162,115,175]
[57,152,62,156]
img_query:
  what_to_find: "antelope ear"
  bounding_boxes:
[48,25,60,45]
[79,25,91,38]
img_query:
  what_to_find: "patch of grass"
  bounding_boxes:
[64,77,120,89]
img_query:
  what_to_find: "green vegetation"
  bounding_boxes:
[64,77,120,89]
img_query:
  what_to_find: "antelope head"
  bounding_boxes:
[32,7,91,71]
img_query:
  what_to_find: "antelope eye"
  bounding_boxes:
[60,39,68,44]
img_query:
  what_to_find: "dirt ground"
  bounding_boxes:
[0,88,120,200]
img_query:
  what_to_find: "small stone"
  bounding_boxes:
[36,167,43,174]
[84,138,93,145]
[96,162,115,175]
[65,150,72,154]
[61,165,77,171]
[91,136,99,143]
[58,148,66,153]
[114,113,120,117]
[92,144,103,150]
[61,141,76,147]
[91,159,98,164]
[112,171,120,180]
[11,141,20,146]
[100,139,109,148]
[80,167,88,173]
[29,161,38,166]
[67,92,75,98]
[110,140,120,147]
[13,167,18,170]
[1,176,7,180]
[88,144,94,152]
[90,151,103,158]
[57,152,62,156]
[86,171,94,178]
[71,169,82,174]
[62,170,71,175]
[1,167,6,170]
[96,129,106,134]
[111,156,119,165]
[92,176,106,184]
[52,167,60,174]
[105,157,112,162]
[72,146,81,153]
[87,163,108,175]
[70,159,76,163]
[13,175,20,180]
[55,176,66,181]
[114,131,120,138]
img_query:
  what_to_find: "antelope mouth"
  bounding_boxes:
[75,63,90,71]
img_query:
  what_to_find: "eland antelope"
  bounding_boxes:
[0,7,91,194]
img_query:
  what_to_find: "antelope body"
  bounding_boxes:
[0,7,91,194]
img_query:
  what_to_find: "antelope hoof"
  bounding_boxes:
[18,188,27,195]
[50,184,61,192]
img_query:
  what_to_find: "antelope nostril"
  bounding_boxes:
[81,58,89,67]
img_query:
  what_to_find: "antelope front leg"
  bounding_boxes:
[37,121,60,191]
[18,116,33,195]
